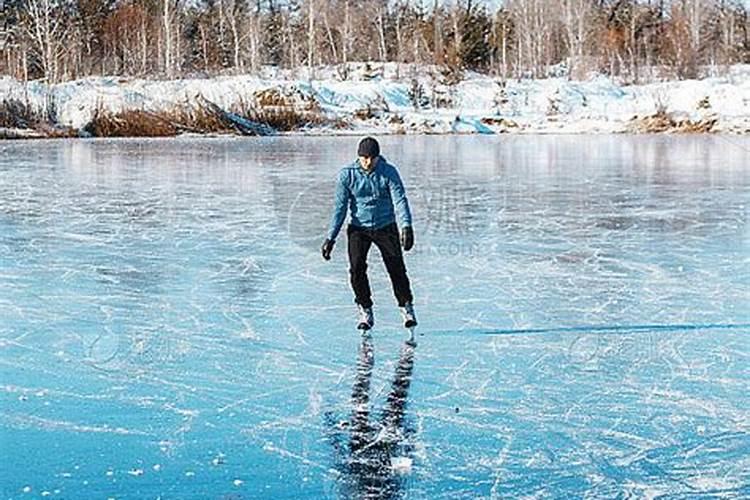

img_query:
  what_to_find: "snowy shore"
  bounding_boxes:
[2,63,749,138]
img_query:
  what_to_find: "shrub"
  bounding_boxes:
[0,99,36,129]
[84,107,178,137]
[0,97,77,138]
[84,97,276,137]
[233,88,325,131]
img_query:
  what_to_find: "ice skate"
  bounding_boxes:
[357,305,374,330]
[399,303,417,329]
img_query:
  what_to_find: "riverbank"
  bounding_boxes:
[2,63,749,139]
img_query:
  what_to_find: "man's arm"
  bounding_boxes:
[388,166,413,228]
[327,169,350,241]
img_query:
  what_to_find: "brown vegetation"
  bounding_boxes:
[480,117,520,130]
[2,1,746,84]
[352,96,391,121]
[83,97,279,137]
[2,88,331,138]
[84,109,178,137]
[234,88,325,131]
[628,112,718,133]
[0,98,77,138]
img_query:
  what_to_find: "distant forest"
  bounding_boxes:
[1,0,748,84]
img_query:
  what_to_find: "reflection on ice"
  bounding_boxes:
[326,335,417,499]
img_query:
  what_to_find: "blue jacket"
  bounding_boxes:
[327,157,413,241]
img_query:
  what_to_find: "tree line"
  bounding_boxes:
[1,0,748,84]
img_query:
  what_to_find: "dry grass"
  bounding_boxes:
[84,108,178,137]
[169,97,250,134]
[628,111,674,133]
[479,116,518,128]
[352,95,390,121]
[674,116,717,133]
[232,88,325,131]
[628,112,717,133]
[84,96,277,137]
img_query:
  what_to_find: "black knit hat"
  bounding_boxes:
[357,137,380,158]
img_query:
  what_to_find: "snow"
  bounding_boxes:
[1,63,749,135]
[390,456,413,474]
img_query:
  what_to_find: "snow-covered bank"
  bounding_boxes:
[2,63,749,137]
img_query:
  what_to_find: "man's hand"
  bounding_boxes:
[401,226,414,252]
[321,239,335,260]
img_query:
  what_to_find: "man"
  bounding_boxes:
[322,137,417,331]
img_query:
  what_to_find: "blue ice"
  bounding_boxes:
[1,135,748,498]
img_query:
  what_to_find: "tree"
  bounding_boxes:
[21,0,70,81]
[0,0,748,83]
[506,0,557,78]
[101,1,152,76]
[560,0,595,78]
[305,0,315,70]
[457,1,492,71]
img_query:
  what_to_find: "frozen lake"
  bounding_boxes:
[1,135,749,498]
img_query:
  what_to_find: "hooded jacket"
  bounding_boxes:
[327,157,413,241]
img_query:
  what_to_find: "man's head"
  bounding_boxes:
[357,137,380,172]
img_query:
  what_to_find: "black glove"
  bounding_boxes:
[401,226,414,251]
[321,238,335,260]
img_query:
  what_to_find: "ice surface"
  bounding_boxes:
[1,136,748,498]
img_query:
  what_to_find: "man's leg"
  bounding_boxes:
[373,224,413,307]
[347,225,374,308]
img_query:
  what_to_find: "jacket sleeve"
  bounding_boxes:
[388,166,413,228]
[327,169,350,241]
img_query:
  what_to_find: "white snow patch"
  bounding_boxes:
[390,456,413,474]
[2,64,748,135]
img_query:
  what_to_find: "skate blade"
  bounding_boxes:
[407,327,417,346]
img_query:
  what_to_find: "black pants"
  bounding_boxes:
[347,223,413,308]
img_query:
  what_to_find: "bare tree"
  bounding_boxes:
[506,0,557,77]
[560,0,595,78]
[433,0,444,64]
[490,8,513,79]
[218,0,248,71]
[162,0,173,76]
[678,0,708,77]
[1,0,748,83]
[321,3,338,62]
[342,0,351,64]
[21,0,69,82]
[306,0,315,71]
[376,1,388,62]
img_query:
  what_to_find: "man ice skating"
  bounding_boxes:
[321,137,417,331]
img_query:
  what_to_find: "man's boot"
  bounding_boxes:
[399,303,417,328]
[357,304,374,330]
